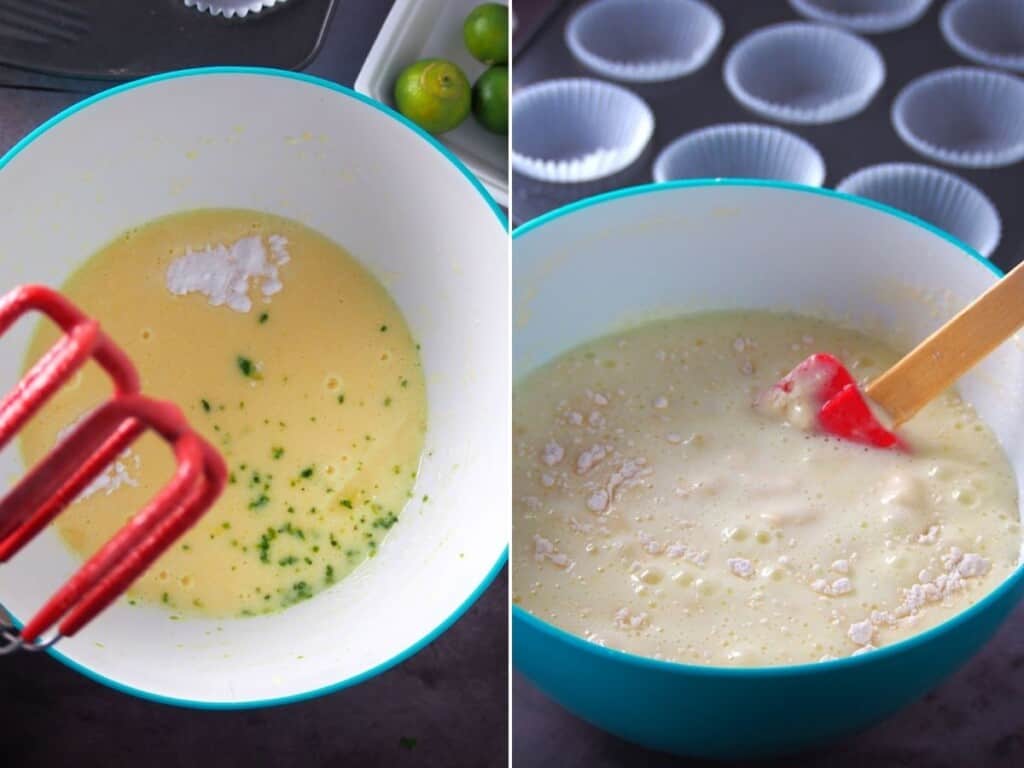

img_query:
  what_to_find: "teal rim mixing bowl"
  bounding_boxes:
[0,67,509,708]
[511,180,1024,759]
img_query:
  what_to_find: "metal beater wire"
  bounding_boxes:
[0,600,59,654]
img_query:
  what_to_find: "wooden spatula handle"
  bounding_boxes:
[866,260,1024,426]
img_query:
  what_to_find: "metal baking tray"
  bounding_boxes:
[511,0,1024,271]
[0,0,336,92]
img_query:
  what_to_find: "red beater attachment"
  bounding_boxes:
[0,285,225,653]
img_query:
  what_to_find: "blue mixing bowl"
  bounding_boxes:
[511,180,1024,759]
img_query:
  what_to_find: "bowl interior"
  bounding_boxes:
[513,183,1024,563]
[0,69,508,706]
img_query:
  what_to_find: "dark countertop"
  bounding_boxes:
[3,570,507,768]
[512,1,1024,765]
[515,610,1024,768]
[0,4,508,767]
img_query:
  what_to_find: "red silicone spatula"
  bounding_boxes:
[767,259,1024,450]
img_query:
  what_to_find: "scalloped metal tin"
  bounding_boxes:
[183,0,292,20]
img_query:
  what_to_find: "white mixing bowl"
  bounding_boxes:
[0,68,508,708]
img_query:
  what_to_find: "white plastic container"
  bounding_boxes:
[356,0,509,205]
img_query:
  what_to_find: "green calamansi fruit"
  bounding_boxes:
[463,3,509,65]
[472,65,508,134]
[394,58,472,135]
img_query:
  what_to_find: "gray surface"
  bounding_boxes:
[0,3,508,767]
[512,0,1024,765]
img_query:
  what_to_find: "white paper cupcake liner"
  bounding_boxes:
[512,78,655,183]
[837,163,1001,256]
[789,0,932,34]
[565,0,723,83]
[723,22,885,124]
[941,0,1024,73]
[892,67,1024,168]
[183,0,290,18]
[653,123,826,186]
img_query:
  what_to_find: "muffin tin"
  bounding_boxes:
[512,0,1024,269]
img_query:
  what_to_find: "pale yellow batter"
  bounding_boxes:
[21,209,427,618]
[512,311,1020,666]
